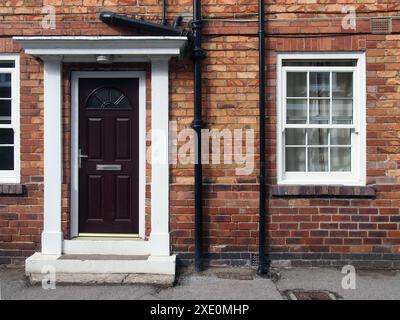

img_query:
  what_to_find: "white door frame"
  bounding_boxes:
[70,71,147,239]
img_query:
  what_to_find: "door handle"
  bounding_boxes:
[79,149,89,168]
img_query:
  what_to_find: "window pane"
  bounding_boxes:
[310,72,330,97]
[0,128,14,144]
[0,146,14,170]
[310,99,330,124]
[0,100,11,124]
[283,60,357,67]
[333,73,353,98]
[308,148,329,172]
[286,129,306,145]
[332,99,353,124]
[0,74,11,98]
[287,99,307,124]
[331,147,351,172]
[331,129,351,145]
[308,129,329,146]
[287,72,307,97]
[286,147,306,172]
[0,62,15,68]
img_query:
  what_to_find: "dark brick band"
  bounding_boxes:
[176,252,400,270]
[0,184,26,196]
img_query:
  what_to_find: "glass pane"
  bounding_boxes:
[0,129,13,144]
[310,99,330,124]
[0,100,11,124]
[310,72,330,97]
[287,99,307,124]
[331,129,351,145]
[0,146,14,170]
[308,129,329,146]
[87,88,131,109]
[287,72,307,97]
[0,74,11,98]
[333,73,353,98]
[331,147,351,172]
[308,148,329,172]
[0,62,15,68]
[332,99,353,124]
[111,89,131,108]
[286,129,306,145]
[286,147,306,172]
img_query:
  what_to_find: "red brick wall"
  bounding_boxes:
[0,1,400,267]
[0,39,43,264]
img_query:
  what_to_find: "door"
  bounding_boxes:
[78,77,139,234]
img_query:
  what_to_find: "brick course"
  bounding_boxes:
[0,1,400,267]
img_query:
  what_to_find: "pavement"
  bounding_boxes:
[0,265,399,300]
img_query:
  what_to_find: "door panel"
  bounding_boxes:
[79,77,139,234]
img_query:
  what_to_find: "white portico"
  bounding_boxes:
[15,36,187,284]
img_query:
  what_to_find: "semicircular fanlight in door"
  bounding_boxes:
[87,87,131,109]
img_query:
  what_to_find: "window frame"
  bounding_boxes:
[277,53,366,186]
[0,55,20,184]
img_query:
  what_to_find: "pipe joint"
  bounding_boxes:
[191,119,206,130]
[193,47,205,59]
[191,20,203,30]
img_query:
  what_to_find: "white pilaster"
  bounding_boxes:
[150,58,171,257]
[41,58,63,255]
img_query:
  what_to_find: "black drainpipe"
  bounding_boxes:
[257,0,269,277]
[162,0,167,25]
[191,0,205,272]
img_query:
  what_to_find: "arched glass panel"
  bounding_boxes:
[87,87,131,109]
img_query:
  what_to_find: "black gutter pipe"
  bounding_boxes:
[191,0,205,272]
[257,0,269,277]
[99,11,189,37]
[162,0,167,25]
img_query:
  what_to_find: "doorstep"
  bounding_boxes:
[26,253,176,286]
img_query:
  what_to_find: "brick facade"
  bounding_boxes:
[1,1,400,268]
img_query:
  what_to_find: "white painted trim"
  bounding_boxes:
[276,52,367,186]
[150,59,171,257]
[70,71,147,239]
[0,55,20,184]
[42,58,63,255]
[14,36,187,62]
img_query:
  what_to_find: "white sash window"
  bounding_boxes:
[277,53,366,186]
[0,55,20,183]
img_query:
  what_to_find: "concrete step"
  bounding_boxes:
[25,253,176,286]
[63,239,150,256]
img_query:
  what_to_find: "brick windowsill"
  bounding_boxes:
[271,185,376,198]
[0,184,26,196]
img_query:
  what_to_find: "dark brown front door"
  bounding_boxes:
[79,78,139,234]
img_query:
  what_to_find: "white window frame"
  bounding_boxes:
[277,53,366,186]
[0,55,20,184]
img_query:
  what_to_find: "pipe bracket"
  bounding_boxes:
[191,119,206,130]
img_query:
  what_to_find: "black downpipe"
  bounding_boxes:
[257,0,269,277]
[162,0,167,25]
[99,11,188,37]
[191,0,205,272]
